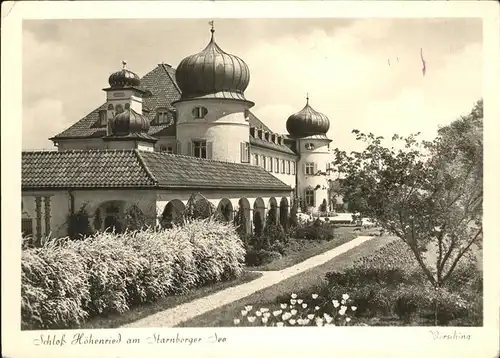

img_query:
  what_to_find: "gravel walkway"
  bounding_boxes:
[121,235,375,328]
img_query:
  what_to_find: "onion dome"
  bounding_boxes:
[175,25,251,101]
[109,108,150,136]
[108,61,141,88]
[286,95,330,138]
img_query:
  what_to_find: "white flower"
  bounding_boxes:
[256,311,262,317]
[260,308,269,313]
[290,299,297,305]
[291,309,298,316]
[247,316,256,323]
[241,310,248,316]
[315,306,320,311]
[338,309,346,316]
[289,319,296,325]
[332,300,340,308]
[341,299,346,305]
[307,314,315,320]
[273,310,282,317]
[341,305,347,311]
[312,294,319,299]
[263,312,271,318]
[302,318,310,325]
[276,322,284,327]
[346,317,351,323]
[323,313,333,323]
[315,318,324,327]
[280,303,287,309]
[262,317,269,324]
[245,305,253,311]
[297,319,304,325]
[302,303,308,308]
[297,299,303,304]
[233,318,240,325]
[282,312,292,321]
[291,293,298,299]
[342,294,349,300]
[351,306,357,311]
[434,226,441,232]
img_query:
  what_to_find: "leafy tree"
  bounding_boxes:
[334,99,483,290]
[234,205,247,236]
[253,211,263,237]
[266,202,278,226]
[289,199,298,228]
[319,199,328,213]
[68,205,93,239]
[125,204,147,231]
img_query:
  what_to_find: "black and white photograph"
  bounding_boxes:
[2,1,499,358]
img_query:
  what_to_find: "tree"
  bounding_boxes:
[334,99,483,291]
[266,202,277,226]
[125,205,147,231]
[68,205,93,239]
[234,205,247,236]
[319,199,328,213]
[253,211,263,237]
[289,199,298,228]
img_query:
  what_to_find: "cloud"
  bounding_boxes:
[23,99,66,150]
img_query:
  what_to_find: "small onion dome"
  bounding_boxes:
[286,96,330,138]
[108,61,141,88]
[109,108,150,135]
[175,27,250,101]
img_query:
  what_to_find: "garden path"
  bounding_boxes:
[121,235,375,328]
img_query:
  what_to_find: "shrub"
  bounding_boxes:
[245,249,282,267]
[21,238,90,330]
[294,219,334,241]
[21,219,245,329]
[67,207,93,239]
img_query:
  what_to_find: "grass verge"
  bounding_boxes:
[177,235,397,327]
[81,271,263,329]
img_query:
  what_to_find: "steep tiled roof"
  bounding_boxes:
[248,111,272,132]
[51,64,180,140]
[250,137,296,156]
[22,150,292,191]
[22,150,155,189]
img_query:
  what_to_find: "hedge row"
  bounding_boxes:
[21,220,245,330]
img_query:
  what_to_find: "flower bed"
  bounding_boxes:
[21,220,245,330]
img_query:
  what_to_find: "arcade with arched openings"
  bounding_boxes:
[217,198,234,222]
[161,199,186,229]
[94,200,127,233]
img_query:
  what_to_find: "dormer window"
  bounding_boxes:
[99,110,107,127]
[250,127,255,137]
[258,129,263,139]
[192,106,208,119]
[277,136,282,145]
[157,109,170,125]
[271,134,276,143]
[305,143,315,150]
[264,132,270,141]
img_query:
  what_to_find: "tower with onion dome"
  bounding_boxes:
[173,23,254,162]
[286,95,333,212]
[102,61,157,151]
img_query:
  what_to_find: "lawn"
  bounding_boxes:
[248,226,380,271]
[81,270,262,329]
[177,235,397,327]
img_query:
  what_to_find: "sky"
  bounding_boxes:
[22,18,482,152]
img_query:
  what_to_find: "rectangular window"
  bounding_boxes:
[166,146,174,154]
[99,110,107,127]
[21,218,33,238]
[261,155,266,169]
[305,189,315,207]
[274,158,279,173]
[252,154,259,166]
[305,162,315,175]
[269,157,273,172]
[286,160,291,174]
[158,111,170,125]
[292,161,296,175]
[241,142,250,163]
[281,159,285,174]
[192,140,207,159]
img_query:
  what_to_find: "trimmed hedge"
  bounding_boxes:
[21,220,245,330]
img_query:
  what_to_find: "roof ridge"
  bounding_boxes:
[133,149,158,186]
[161,63,182,94]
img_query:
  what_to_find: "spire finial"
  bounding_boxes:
[306,92,309,105]
[122,60,127,70]
[208,20,215,40]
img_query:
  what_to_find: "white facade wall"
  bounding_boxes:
[249,146,297,190]
[296,138,334,211]
[174,99,251,163]
[56,139,104,151]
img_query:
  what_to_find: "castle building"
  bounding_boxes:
[21,26,336,239]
